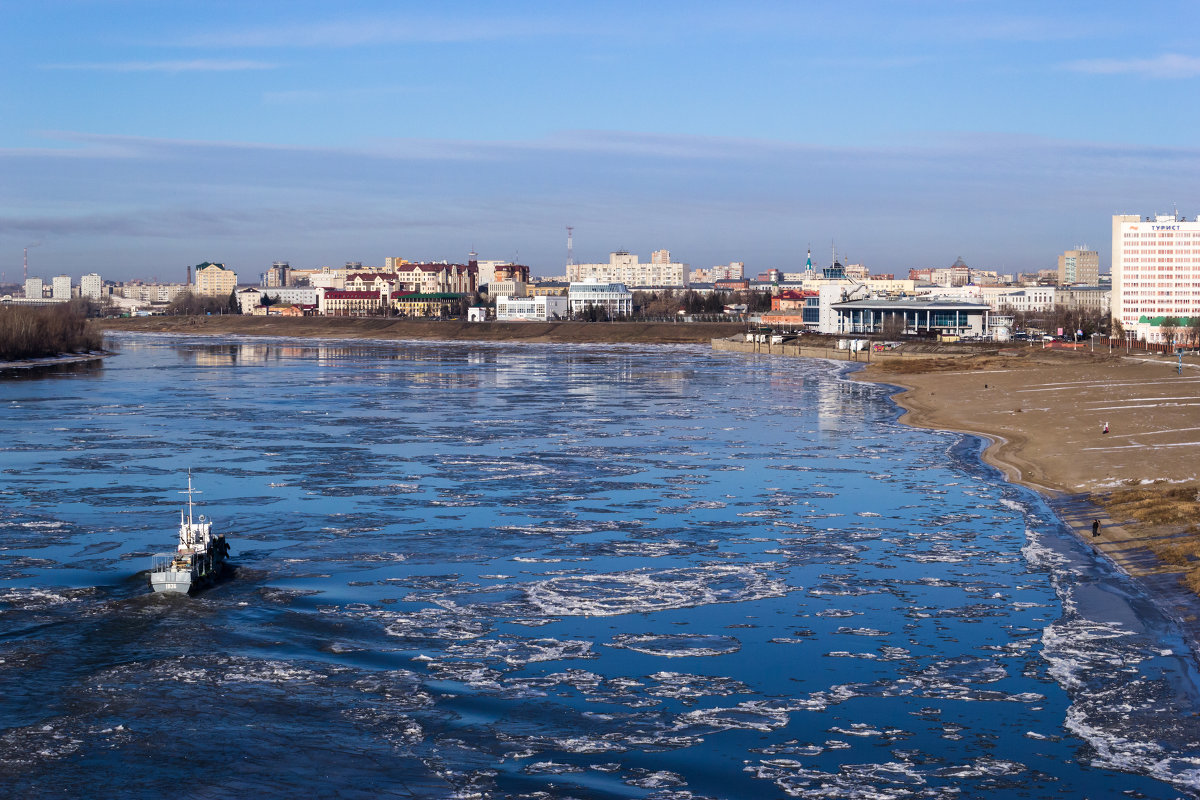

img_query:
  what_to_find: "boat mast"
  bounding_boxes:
[179,470,202,548]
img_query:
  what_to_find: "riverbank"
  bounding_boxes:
[95,316,745,345]
[853,344,1200,659]
[710,335,976,362]
[856,344,1200,492]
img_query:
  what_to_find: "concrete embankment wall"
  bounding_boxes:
[710,337,971,362]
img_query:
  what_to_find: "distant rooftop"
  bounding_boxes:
[831,297,991,310]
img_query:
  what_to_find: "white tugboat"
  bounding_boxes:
[149,473,230,594]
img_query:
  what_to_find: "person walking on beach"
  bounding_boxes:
[1103,421,1109,434]
[1092,519,1101,537]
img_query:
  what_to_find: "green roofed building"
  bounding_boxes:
[393,292,464,318]
[1132,315,1200,346]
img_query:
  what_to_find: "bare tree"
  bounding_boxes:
[1188,316,1200,347]
[1160,316,1180,346]
[880,311,906,339]
[167,291,235,316]
[0,304,101,360]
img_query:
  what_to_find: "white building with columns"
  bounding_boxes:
[495,294,568,321]
[568,279,634,317]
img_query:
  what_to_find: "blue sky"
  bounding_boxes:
[2,1,1199,281]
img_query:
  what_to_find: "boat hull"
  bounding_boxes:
[149,535,230,595]
[149,568,193,594]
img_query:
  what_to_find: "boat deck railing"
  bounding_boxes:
[151,552,192,572]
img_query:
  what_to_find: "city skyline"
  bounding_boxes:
[3,1,1200,280]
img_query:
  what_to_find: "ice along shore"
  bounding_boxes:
[855,345,1200,663]
[712,333,1200,666]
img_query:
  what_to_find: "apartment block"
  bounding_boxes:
[1112,212,1200,332]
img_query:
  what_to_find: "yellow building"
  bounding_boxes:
[194,263,238,297]
[393,293,463,318]
[529,281,569,297]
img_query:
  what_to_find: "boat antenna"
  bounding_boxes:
[181,469,201,528]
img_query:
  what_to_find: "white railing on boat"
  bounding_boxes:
[151,552,190,572]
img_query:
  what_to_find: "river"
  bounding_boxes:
[1,334,1198,798]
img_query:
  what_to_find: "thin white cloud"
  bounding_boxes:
[41,59,278,73]
[262,86,419,105]
[693,7,1108,44]
[960,15,1102,43]
[4,128,1198,171]
[3,129,793,163]
[0,133,149,159]
[177,16,560,48]
[0,131,311,160]
[1063,53,1200,78]
[807,55,932,70]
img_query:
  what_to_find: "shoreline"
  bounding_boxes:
[875,373,1063,496]
[850,352,1200,667]
[858,368,1068,501]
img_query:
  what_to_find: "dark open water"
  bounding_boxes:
[2,334,1199,799]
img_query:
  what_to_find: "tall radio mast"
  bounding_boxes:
[566,226,575,266]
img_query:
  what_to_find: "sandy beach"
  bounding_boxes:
[860,345,1200,494]
[858,344,1200,653]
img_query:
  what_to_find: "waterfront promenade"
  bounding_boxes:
[710,334,972,363]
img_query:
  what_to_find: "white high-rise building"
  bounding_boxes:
[52,275,72,300]
[1112,212,1200,332]
[566,251,685,287]
[24,278,43,299]
[81,273,104,300]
